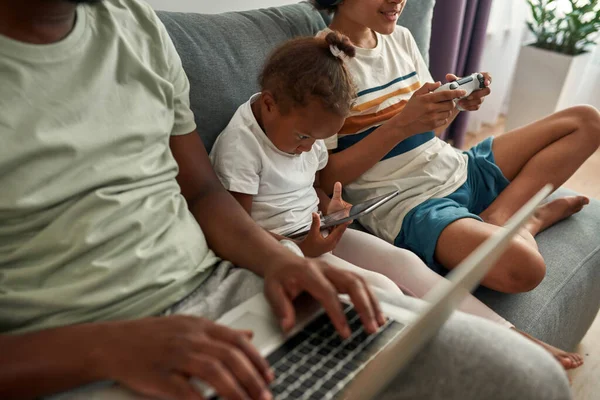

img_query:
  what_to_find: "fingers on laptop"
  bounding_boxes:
[264,278,298,332]
[324,267,385,333]
[186,323,273,400]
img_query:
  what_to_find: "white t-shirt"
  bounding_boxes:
[210,94,329,236]
[320,27,468,243]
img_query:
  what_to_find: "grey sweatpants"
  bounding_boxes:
[54,262,572,400]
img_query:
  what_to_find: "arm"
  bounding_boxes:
[314,171,332,214]
[230,188,344,258]
[230,191,290,243]
[173,131,383,336]
[319,85,466,194]
[0,317,275,400]
[434,108,461,137]
[171,131,295,277]
[0,324,104,399]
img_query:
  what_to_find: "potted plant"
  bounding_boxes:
[506,0,600,130]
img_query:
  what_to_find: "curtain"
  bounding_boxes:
[429,0,494,148]
[574,40,600,110]
[469,0,599,135]
[466,0,530,135]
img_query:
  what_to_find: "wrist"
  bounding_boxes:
[85,322,123,382]
[381,121,410,143]
[260,241,306,276]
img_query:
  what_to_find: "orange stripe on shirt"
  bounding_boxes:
[340,100,407,136]
[352,81,422,113]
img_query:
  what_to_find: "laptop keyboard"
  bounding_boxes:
[264,304,404,399]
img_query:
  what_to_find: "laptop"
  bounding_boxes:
[199,184,553,400]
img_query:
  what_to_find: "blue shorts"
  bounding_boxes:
[394,137,510,274]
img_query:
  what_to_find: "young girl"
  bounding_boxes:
[311,1,599,298]
[210,31,583,369]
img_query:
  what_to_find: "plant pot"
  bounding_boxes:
[506,45,592,131]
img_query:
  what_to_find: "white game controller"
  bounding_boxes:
[433,72,487,111]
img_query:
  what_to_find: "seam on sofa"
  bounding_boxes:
[524,242,600,332]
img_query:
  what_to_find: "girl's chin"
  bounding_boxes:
[373,24,397,35]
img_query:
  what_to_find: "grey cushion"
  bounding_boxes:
[476,188,600,350]
[158,3,327,153]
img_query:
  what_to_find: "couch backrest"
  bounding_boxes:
[158,0,436,152]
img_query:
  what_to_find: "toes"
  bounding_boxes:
[561,356,575,369]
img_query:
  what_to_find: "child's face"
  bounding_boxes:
[258,94,346,155]
[337,0,407,35]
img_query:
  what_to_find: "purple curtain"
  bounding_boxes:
[429,0,493,148]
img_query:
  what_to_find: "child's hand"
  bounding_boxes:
[297,213,348,258]
[390,82,466,136]
[326,182,352,215]
[450,72,492,112]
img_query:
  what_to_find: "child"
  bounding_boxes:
[210,31,583,369]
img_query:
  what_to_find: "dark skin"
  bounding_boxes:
[0,2,385,399]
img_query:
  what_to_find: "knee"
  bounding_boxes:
[363,270,402,294]
[505,358,572,400]
[569,105,600,148]
[503,238,546,292]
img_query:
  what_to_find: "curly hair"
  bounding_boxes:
[259,31,356,116]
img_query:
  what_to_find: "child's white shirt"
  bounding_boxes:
[210,93,328,236]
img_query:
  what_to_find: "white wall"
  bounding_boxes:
[145,0,299,14]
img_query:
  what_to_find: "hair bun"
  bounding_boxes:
[325,31,356,59]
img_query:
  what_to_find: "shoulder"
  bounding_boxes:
[89,0,171,59]
[95,0,163,32]
[211,100,263,158]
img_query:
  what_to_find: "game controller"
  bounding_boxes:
[433,72,487,111]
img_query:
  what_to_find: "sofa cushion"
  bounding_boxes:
[475,188,600,350]
[158,3,326,153]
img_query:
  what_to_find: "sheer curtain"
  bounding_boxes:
[469,0,600,134]
[574,43,600,110]
[466,0,529,133]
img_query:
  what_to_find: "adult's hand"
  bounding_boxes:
[96,316,274,400]
[262,253,386,339]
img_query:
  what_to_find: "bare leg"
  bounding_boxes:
[480,105,600,226]
[512,328,584,370]
[336,230,583,370]
[437,106,600,292]
[435,218,546,293]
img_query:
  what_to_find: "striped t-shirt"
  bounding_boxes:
[321,27,469,243]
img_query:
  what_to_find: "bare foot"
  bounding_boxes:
[526,196,589,235]
[513,328,584,370]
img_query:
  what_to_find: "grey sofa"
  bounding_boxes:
[157,1,600,351]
